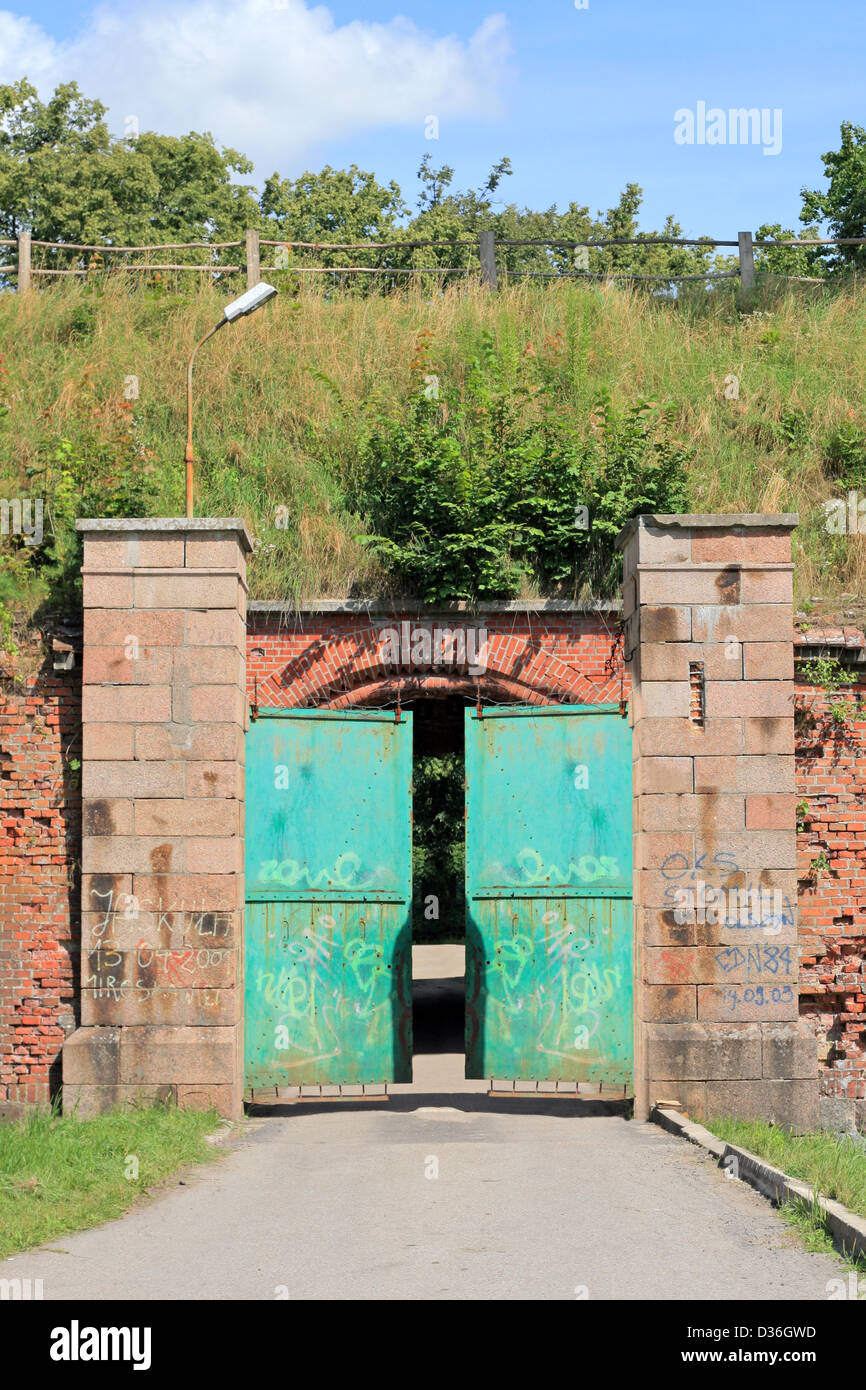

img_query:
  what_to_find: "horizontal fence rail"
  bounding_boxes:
[5,227,865,294]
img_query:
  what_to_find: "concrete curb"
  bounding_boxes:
[653,1106,866,1262]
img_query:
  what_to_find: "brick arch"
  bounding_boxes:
[254,623,622,710]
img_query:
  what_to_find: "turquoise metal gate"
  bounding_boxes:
[464,705,633,1085]
[244,710,413,1088]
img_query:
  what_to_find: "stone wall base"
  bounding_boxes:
[817,1094,866,1134]
[63,1025,241,1119]
[62,1082,237,1120]
[647,1020,818,1129]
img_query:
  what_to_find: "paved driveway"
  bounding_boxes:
[0,948,844,1300]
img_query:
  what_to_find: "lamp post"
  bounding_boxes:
[185,281,278,517]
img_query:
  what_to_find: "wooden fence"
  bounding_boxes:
[5,227,865,293]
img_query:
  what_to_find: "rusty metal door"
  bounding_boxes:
[465,705,632,1084]
[244,710,413,1088]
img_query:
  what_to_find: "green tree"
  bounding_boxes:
[131,130,260,246]
[351,339,691,602]
[387,154,513,275]
[0,80,157,244]
[590,185,718,282]
[261,164,405,272]
[753,222,825,278]
[0,78,260,267]
[401,167,720,285]
[800,122,866,272]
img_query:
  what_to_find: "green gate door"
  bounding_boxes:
[465,705,632,1085]
[244,710,413,1088]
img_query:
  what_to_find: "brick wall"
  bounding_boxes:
[3,596,866,1127]
[247,606,626,708]
[0,654,80,1113]
[795,677,866,1120]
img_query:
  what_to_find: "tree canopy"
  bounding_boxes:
[801,121,866,272]
[0,79,258,253]
[1,78,864,283]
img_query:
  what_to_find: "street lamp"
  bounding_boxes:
[185,281,278,517]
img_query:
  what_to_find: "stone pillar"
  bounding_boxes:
[618,514,818,1129]
[63,519,250,1119]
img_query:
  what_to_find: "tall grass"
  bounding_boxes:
[3,274,866,613]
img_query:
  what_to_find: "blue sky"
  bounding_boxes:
[2,0,863,235]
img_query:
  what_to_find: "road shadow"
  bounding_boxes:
[246,1092,632,1119]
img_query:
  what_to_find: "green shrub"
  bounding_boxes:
[824,421,866,484]
[351,342,691,602]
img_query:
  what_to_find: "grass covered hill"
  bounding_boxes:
[2,274,866,628]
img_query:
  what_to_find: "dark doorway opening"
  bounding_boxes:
[411,694,466,947]
[406,693,470,1061]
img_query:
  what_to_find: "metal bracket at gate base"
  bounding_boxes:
[487,1080,630,1099]
[296,1084,391,1104]
[247,1084,390,1104]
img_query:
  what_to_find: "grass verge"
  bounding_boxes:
[705,1116,866,1277]
[0,1101,224,1260]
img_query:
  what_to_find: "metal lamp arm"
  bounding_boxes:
[185,317,229,517]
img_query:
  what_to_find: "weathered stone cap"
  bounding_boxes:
[614,513,799,551]
[75,517,254,553]
[796,625,866,648]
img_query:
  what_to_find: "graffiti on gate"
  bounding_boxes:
[252,915,393,1062]
[483,908,623,1054]
[255,853,377,892]
[502,848,623,888]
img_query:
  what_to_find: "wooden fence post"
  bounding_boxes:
[18,229,31,293]
[245,228,260,289]
[480,229,497,289]
[738,231,755,290]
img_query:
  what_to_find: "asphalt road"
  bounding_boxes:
[0,948,845,1301]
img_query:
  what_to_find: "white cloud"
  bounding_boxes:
[0,1,511,173]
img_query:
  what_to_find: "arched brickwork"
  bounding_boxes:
[253,622,624,710]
